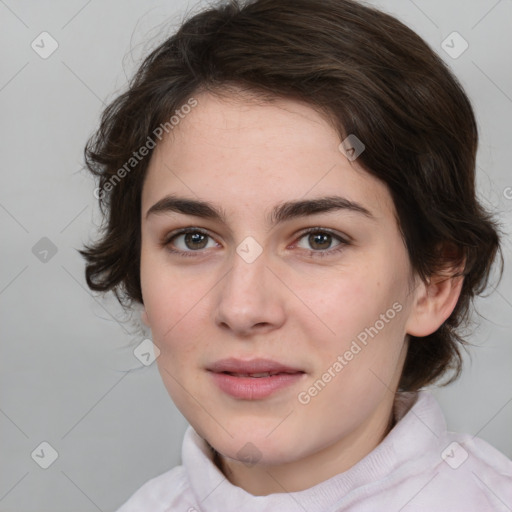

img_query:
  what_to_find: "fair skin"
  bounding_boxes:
[139,90,463,495]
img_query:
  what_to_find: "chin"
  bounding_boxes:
[199,420,305,466]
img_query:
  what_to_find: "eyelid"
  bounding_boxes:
[290,227,350,258]
[162,226,213,245]
[162,227,220,254]
[293,226,351,245]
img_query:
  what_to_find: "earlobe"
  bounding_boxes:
[405,272,464,337]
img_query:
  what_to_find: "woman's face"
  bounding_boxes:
[139,91,423,484]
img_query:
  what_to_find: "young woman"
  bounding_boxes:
[80,0,512,509]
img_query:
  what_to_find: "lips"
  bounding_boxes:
[207,358,305,399]
[207,358,304,376]
[223,371,286,378]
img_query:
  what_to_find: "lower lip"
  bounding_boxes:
[209,371,305,399]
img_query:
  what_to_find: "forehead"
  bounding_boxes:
[142,91,395,222]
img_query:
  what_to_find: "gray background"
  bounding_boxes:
[1,0,511,510]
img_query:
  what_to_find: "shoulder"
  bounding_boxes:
[115,465,194,512]
[456,431,512,475]
[417,430,512,511]
[445,431,512,485]
[381,391,512,511]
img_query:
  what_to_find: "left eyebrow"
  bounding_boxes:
[145,194,376,227]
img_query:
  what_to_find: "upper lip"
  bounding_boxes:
[207,358,304,374]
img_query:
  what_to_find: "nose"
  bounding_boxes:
[213,246,286,337]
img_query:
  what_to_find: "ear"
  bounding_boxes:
[405,263,464,337]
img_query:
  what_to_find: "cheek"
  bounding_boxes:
[305,268,386,330]
[303,264,408,364]
[140,248,199,328]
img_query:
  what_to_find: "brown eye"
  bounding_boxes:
[295,228,349,258]
[164,228,218,255]
[182,232,209,250]
[307,232,334,250]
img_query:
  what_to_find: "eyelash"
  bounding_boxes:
[162,227,350,259]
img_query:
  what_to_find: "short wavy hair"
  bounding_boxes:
[80,0,503,391]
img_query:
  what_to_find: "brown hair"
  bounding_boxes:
[80,0,503,391]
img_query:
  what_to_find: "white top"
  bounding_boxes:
[116,390,512,511]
